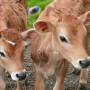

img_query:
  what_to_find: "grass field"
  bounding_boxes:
[28,0,52,28]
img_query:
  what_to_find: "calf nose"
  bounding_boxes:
[79,60,90,68]
[16,72,26,81]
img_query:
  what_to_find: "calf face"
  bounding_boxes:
[0,29,26,81]
[34,15,90,69]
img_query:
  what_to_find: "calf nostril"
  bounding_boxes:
[79,60,90,68]
[79,61,86,65]
[16,72,26,81]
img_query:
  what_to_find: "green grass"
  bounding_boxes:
[28,0,52,28]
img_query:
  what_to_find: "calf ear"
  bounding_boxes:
[79,11,90,25]
[33,20,55,33]
[21,29,37,46]
[21,29,36,39]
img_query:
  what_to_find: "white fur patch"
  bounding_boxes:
[11,72,19,81]
[11,69,26,81]
[71,59,81,69]
[71,58,90,69]
[6,40,15,46]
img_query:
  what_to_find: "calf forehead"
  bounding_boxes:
[0,29,23,43]
[58,23,77,35]
[57,20,86,37]
[0,29,24,55]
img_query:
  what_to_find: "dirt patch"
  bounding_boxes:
[5,45,90,90]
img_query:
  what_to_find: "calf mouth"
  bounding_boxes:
[10,70,26,81]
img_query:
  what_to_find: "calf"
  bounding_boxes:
[0,29,29,90]
[36,0,90,86]
[0,0,27,90]
[28,13,90,90]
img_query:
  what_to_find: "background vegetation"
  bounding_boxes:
[28,0,52,28]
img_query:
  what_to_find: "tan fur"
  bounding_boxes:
[19,0,27,10]
[0,0,27,31]
[37,0,90,25]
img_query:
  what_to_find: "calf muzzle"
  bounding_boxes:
[16,72,26,81]
[79,59,90,68]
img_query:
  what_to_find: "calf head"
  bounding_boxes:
[0,29,27,81]
[33,12,90,69]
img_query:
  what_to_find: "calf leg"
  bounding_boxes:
[0,76,5,90]
[35,68,45,90]
[80,69,88,84]
[16,82,24,90]
[0,68,5,90]
[53,60,69,90]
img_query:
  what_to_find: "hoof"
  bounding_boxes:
[79,80,87,85]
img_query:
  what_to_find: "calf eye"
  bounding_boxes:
[60,36,68,43]
[0,52,5,57]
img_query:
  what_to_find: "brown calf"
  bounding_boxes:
[28,13,90,90]
[0,0,27,90]
[0,29,29,90]
[36,0,90,86]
